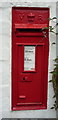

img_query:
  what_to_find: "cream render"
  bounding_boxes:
[0,1,58,119]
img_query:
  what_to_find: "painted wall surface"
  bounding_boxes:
[56,1,58,57]
[0,1,57,119]
[56,1,58,118]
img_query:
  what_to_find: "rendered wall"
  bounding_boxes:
[56,2,58,57]
[0,1,57,119]
[56,1,58,118]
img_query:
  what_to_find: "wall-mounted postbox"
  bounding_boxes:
[12,7,49,111]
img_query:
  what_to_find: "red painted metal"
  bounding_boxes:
[12,7,49,111]
[14,23,47,29]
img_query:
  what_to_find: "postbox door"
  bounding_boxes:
[12,33,49,110]
[16,44,44,105]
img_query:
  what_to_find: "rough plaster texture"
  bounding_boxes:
[56,1,58,118]
[0,1,58,119]
[56,1,58,57]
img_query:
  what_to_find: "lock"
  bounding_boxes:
[20,74,32,82]
[23,76,27,81]
[23,77,25,80]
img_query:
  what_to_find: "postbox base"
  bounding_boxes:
[12,105,47,111]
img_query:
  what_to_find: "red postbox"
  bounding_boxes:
[12,7,49,111]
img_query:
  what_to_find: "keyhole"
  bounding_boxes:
[23,77,25,80]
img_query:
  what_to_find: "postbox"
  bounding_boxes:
[12,7,49,111]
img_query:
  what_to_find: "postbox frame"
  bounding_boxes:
[12,7,49,111]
